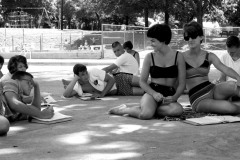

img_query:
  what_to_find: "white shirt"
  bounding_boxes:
[220,53,240,82]
[73,68,117,96]
[114,52,138,75]
[0,72,12,82]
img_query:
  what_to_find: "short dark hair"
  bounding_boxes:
[123,41,133,50]
[8,55,28,74]
[0,55,4,65]
[226,36,240,48]
[73,63,87,75]
[183,21,204,39]
[12,71,33,80]
[112,41,121,48]
[147,24,172,45]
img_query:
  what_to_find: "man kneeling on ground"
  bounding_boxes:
[0,71,54,123]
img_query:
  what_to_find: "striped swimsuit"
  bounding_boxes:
[186,53,215,111]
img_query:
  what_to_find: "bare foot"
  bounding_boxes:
[62,79,70,89]
[108,104,128,115]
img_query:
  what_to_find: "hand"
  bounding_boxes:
[39,106,54,119]
[73,74,80,80]
[92,93,103,98]
[32,79,39,88]
[152,92,163,102]
[162,96,175,104]
[212,79,221,84]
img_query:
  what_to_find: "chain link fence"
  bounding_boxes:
[0,25,239,59]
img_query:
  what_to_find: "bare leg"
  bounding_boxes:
[214,81,239,100]
[196,99,240,115]
[109,93,158,120]
[156,102,183,117]
[132,87,144,96]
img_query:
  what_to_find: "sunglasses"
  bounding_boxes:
[184,33,198,41]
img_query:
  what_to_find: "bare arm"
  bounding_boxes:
[5,92,54,119]
[63,76,79,98]
[219,72,227,82]
[210,53,240,83]
[140,53,162,101]
[135,52,140,67]
[140,54,152,93]
[31,81,42,109]
[22,96,33,104]
[102,64,118,73]
[172,53,186,101]
[98,73,115,97]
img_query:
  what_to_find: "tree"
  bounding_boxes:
[172,0,222,26]
[1,0,55,27]
[62,0,76,29]
[222,0,240,26]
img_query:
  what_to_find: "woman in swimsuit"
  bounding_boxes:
[109,24,186,119]
[183,21,240,114]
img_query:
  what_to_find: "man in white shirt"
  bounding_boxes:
[102,41,143,95]
[218,36,240,82]
[216,36,240,101]
[103,41,138,75]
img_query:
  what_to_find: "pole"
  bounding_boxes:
[61,0,64,30]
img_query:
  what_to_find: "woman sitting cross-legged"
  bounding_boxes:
[109,23,186,119]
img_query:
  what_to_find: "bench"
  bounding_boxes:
[219,31,239,37]
[229,31,239,36]
[219,31,229,37]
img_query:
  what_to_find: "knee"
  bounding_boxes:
[170,106,184,116]
[227,81,238,91]
[157,104,183,117]
[0,116,10,136]
[139,113,153,120]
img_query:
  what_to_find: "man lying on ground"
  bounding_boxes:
[63,63,144,98]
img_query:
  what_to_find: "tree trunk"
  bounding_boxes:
[165,11,169,25]
[196,1,203,27]
[144,7,148,27]
[95,12,101,30]
[125,15,129,25]
[164,0,169,25]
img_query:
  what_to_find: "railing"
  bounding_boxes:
[0,25,239,59]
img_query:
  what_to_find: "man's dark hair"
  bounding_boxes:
[112,41,121,48]
[0,55,4,65]
[73,63,87,75]
[147,23,172,45]
[8,55,28,74]
[123,41,133,50]
[12,71,33,80]
[226,36,240,48]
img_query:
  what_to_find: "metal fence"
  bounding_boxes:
[0,25,239,58]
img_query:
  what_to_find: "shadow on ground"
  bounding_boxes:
[1,66,240,160]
